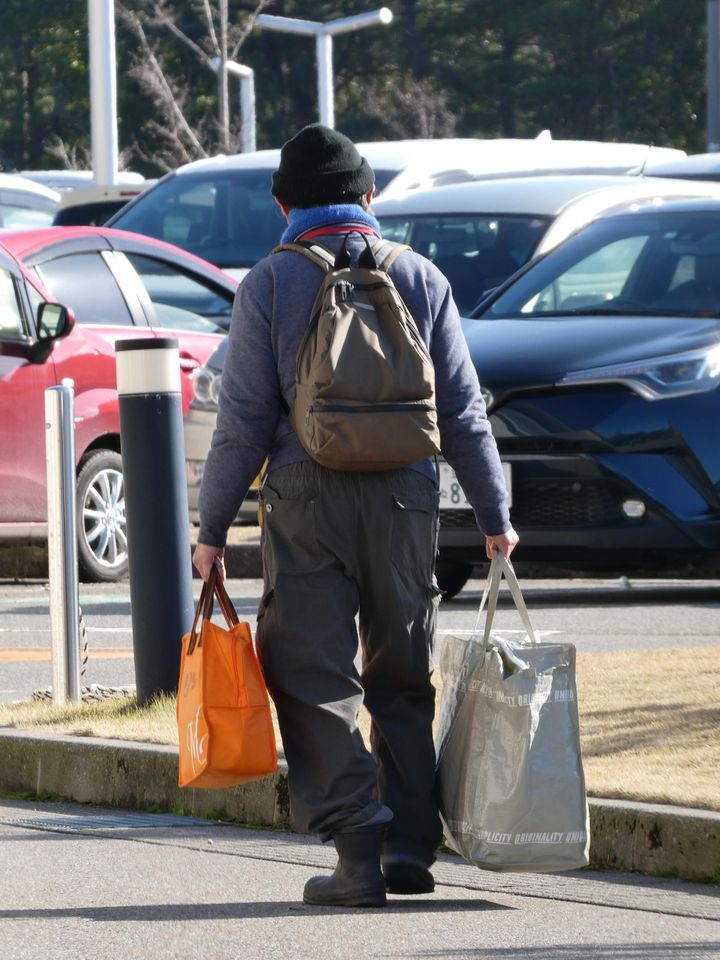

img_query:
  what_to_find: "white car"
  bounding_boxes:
[373,173,720,313]
[631,152,720,182]
[0,174,59,229]
[108,135,684,280]
[378,133,684,198]
[52,182,156,226]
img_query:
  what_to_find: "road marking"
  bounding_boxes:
[0,649,134,662]
[0,627,132,634]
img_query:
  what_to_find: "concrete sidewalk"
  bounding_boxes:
[1,795,719,960]
[0,728,718,885]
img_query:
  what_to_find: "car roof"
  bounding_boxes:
[171,137,685,185]
[16,170,146,192]
[579,194,720,218]
[0,225,239,285]
[372,174,647,217]
[170,139,501,177]
[634,152,720,179]
[536,178,720,253]
[378,140,685,198]
[0,173,60,202]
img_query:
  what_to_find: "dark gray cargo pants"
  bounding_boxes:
[256,461,443,864]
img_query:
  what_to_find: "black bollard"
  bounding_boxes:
[115,338,193,704]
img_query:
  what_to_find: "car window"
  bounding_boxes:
[53,200,130,226]
[0,268,26,338]
[527,236,649,313]
[378,213,550,313]
[482,209,720,319]
[114,171,286,268]
[124,253,233,334]
[372,169,398,193]
[35,253,135,326]
[0,195,56,229]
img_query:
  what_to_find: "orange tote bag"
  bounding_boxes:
[177,566,277,789]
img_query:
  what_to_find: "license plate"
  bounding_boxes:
[438,462,512,508]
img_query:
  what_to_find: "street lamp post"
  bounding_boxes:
[211,58,256,153]
[256,9,393,129]
[88,0,119,185]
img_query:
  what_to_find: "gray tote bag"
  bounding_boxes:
[435,555,590,872]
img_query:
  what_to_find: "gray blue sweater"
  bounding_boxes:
[198,218,511,547]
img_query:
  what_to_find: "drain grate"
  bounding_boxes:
[5,811,211,832]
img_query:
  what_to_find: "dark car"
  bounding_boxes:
[435,196,720,597]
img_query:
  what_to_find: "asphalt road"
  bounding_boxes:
[1,576,719,703]
[1,796,719,960]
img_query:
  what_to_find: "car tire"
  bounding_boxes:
[76,450,129,582]
[435,559,474,601]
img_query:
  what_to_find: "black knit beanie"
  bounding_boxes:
[271,123,374,208]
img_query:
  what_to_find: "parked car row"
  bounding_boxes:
[183,177,720,596]
[107,135,684,278]
[6,139,720,589]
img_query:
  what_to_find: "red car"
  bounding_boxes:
[0,227,238,582]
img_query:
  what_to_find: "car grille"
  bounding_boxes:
[441,480,623,530]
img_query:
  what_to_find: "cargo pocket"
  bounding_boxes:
[390,481,440,587]
[260,475,320,577]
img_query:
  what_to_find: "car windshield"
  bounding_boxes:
[480,209,720,320]
[113,170,287,268]
[377,213,550,314]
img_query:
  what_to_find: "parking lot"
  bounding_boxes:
[2,574,719,704]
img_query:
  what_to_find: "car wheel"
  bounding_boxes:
[435,559,474,601]
[76,450,128,582]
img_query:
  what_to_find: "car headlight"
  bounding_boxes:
[557,343,720,400]
[191,366,222,410]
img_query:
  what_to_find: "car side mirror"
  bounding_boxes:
[36,302,75,341]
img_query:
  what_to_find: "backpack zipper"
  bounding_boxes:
[306,400,436,424]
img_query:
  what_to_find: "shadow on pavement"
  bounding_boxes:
[0,898,512,921]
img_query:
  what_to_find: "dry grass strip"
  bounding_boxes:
[1,646,717,812]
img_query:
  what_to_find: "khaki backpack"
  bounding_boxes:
[273,234,441,472]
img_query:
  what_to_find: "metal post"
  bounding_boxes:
[708,0,720,151]
[256,9,392,129]
[316,33,334,128]
[209,59,257,153]
[239,72,256,153]
[45,384,81,704]
[88,0,119,185]
[115,338,193,704]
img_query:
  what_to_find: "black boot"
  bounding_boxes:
[382,855,435,894]
[303,827,388,908]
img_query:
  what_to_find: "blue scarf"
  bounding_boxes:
[281,204,381,244]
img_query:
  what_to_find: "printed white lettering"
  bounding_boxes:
[185,705,208,775]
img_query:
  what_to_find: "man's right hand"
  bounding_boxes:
[192,543,226,581]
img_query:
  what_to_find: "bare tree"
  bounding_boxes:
[118,0,269,170]
[43,134,134,173]
[362,76,459,140]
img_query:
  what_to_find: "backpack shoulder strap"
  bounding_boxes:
[371,239,411,273]
[271,241,335,272]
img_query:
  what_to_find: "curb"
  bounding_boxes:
[0,729,717,884]
[0,544,263,582]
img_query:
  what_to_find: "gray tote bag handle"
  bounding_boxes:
[474,554,539,649]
